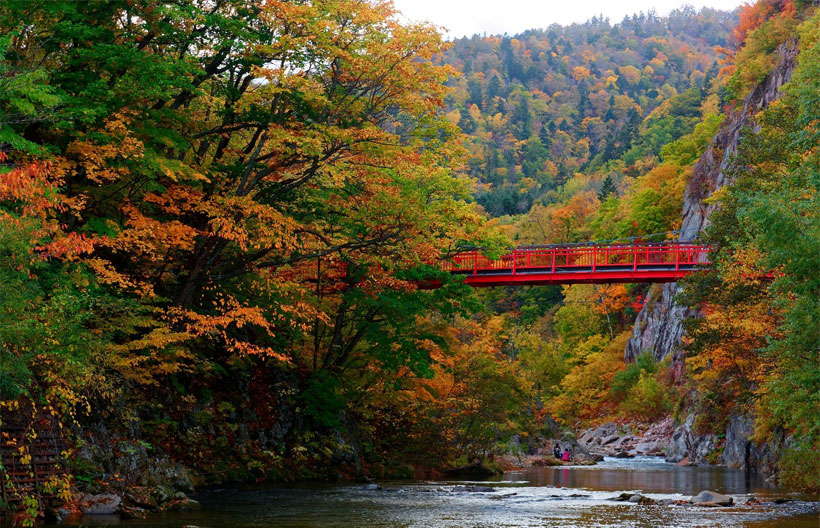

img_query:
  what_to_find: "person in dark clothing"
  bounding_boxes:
[553,443,561,459]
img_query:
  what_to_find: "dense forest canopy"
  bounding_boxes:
[0,0,503,486]
[1,0,818,522]
[440,8,736,218]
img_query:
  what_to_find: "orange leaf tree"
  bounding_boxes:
[1,0,501,475]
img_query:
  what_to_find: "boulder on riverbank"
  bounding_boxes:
[574,452,605,465]
[124,486,159,510]
[78,493,122,515]
[121,506,149,519]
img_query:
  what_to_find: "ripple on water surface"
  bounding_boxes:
[52,457,820,528]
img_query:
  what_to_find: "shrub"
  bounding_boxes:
[620,371,672,420]
[778,442,820,493]
[611,352,657,400]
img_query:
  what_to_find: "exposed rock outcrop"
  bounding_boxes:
[624,42,800,474]
[76,421,196,493]
[625,40,799,366]
[719,414,788,475]
[664,414,717,464]
[579,419,675,458]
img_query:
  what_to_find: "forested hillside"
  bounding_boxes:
[1,0,818,523]
[438,0,820,492]
[441,8,735,218]
[428,8,742,436]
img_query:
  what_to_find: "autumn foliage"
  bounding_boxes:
[2,1,820,517]
[0,0,500,497]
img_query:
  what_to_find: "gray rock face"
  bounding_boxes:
[625,41,799,366]
[77,422,195,493]
[601,435,619,446]
[579,423,618,444]
[578,423,619,449]
[626,42,799,472]
[664,414,717,464]
[720,414,787,475]
[625,283,695,365]
[579,418,674,457]
[721,414,755,469]
[124,486,159,510]
[633,439,665,456]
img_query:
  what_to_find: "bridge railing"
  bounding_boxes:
[443,242,710,276]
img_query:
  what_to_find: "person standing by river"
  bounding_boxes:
[554,443,562,459]
[562,448,572,462]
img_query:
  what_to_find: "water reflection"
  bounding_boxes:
[498,456,779,495]
[36,457,820,528]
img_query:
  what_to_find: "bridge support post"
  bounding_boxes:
[592,244,596,273]
[675,243,680,271]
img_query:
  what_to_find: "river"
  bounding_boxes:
[57,456,819,527]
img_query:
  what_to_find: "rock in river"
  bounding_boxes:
[609,493,635,501]
[691,490,733,506]
[452,485,495,493]
[608,492,654,504]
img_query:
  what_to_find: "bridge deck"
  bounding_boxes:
[441,243,709,287]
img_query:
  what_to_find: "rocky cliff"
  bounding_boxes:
[625,40,799,365]
[624,41,800,472]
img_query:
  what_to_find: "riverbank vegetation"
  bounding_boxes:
[1,0,818,522]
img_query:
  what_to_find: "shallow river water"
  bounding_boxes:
[61,456,819,527]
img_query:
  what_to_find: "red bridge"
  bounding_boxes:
[441,242,710,287]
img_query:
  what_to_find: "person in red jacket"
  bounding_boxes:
[561,448,572,462]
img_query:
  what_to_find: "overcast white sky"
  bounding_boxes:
[393,0,745,39]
